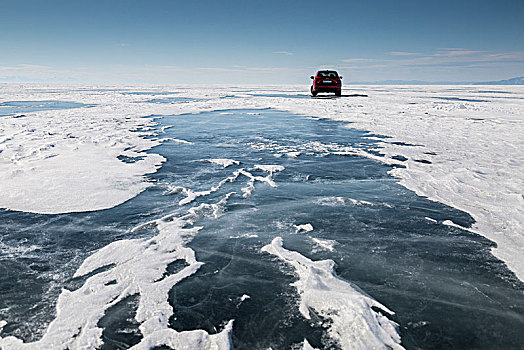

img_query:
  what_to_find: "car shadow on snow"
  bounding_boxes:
[246,93,368,99]
[311,94,368,99]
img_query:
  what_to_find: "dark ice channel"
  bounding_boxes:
[0,109,522,349]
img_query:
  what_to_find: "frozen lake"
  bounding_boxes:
[1,108,522,349]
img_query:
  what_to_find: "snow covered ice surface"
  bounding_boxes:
[0,84,523,349]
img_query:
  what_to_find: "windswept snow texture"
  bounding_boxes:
[0,85,523,349]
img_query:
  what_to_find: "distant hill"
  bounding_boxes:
[472,77,524,85]
[349,76,524,85]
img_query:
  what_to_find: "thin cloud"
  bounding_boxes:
[0,64,51,72]
[342,58,380,63]
[482,51,524,60]
[153,65,184,71]
[246,67,299,72]
[198,67,243,72]
[0,63,90,83]
[337,48,524,81]
[198,66,298,73]
[438,48,469,51]
[433,48,486,57]
[389,51,421,56]
[273,51,294,55]
[339,64,389,70]
[342,49,524,68]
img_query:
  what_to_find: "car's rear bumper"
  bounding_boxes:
[312,85,341,92]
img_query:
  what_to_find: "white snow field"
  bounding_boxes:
[0,83,523,349]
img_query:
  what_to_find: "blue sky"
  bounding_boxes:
[1,0,523,84]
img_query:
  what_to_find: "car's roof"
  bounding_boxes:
[317,69,338,72]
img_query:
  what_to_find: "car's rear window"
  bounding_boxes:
[317,71,339,78]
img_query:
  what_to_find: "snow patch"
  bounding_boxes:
[286,151,301,158]
[167,170,241,205]
[302,339,319,350]
[261,237,403,350]
[238,168,281,198]
[254,164,285,174]
[229,233,259,239]
[317,196,375,207]
[442,219,470,231]
[166,137,193,144]
[294,223,314,233]
[311,238,337,252]
[204,158,240,168]
[347,198,375,206]
[0,142,164,214]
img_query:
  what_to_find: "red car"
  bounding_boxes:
[310,70,342,96]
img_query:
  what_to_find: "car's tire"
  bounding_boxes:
[311,87,318,97]
[335,90,341,97]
